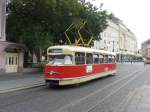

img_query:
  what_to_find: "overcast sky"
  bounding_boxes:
[87,0,150,48]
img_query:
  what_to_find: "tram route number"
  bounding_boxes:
[86,65,93,73]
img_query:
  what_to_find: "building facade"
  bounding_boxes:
[141,39,150,58]
[0,0,25,75]
[93,17,138,62]
[94,20,119,52]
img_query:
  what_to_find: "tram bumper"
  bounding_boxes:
[45,78,80,86]
[45,79,59,86]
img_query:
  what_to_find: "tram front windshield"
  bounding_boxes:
[48,55,72,65]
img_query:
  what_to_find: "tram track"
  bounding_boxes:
[0,64,145,112]
[86,67,147,112]
[54,66,146,112]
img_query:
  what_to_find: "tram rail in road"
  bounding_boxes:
[87,67,147,112]
[0,64,145,112]
[54,66,146,112]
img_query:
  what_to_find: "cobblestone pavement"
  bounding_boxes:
[0,63,149,112]
[118,85,150,112]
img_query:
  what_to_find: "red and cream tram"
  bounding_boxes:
[44,45,116,86]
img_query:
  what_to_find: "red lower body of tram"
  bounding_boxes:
[44,63,116,86]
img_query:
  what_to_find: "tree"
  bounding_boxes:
[7,0,54,61]
[6,0,111,62]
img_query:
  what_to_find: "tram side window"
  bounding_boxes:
[64,55,73,64]
[112,56,116,63]
[75,52,85,65]
[93,54,99,64]
[48,55,73,65]
[108,55,112,63]
[104,55,108,63]
[108,55,116,63]
[86,53,93,64]
[99,54,104,63]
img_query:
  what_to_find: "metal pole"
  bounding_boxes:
[112,40,114,52]
[0,0,6,41]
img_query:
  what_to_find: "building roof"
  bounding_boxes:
[142,39,150,48]
[111,16,121,25]
[0,41,27,52]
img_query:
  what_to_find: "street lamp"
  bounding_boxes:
[112,40,115,52]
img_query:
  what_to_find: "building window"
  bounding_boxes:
[16,57,18,64]
[9,57,11,65]
[11,57,13,65]
[104,40,106,44]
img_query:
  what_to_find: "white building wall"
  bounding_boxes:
[125,32,138,54]
[94,19,138,56]
[94,20,119,52]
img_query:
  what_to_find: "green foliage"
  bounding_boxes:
[144,56,150,60]
[6,0,110,53]
[79,2,110,41]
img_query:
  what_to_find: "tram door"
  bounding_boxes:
[5,53,19,73]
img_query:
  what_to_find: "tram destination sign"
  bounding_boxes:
[49,49,63,53]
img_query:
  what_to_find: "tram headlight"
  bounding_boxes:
[46,71,61,75]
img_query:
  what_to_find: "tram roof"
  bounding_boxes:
[47,45,116,55]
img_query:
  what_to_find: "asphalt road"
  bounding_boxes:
[0,63,149,112]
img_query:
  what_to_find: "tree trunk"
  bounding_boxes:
[39,48,42,62]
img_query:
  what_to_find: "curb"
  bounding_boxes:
[0,82,45,94]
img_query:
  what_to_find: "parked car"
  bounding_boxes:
[144,60,150,64]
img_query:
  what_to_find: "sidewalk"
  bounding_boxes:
[118,85,150,112]
[117,62,144,64]
[0,73,45,94]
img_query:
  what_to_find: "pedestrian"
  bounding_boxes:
[131,59,132,64]
[144,61,146,67]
